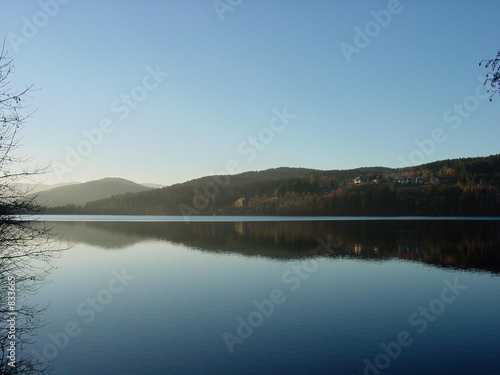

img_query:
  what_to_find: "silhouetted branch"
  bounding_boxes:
[479,50,500,101]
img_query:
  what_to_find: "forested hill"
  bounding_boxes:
[44,155,500,216]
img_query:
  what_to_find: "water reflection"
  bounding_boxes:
[51,220,500,274]
[0,221,63,374]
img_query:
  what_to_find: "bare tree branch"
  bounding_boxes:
[479,50,500,102]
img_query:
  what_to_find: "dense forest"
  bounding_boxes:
[44,154,500,216]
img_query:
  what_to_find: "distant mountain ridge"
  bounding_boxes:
[17,181,81,195]
[140,183,167,189]
[31,177,152,208]
[42,154,500,216]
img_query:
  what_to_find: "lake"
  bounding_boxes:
[21,217,500,374]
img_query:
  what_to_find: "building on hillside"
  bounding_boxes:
[354,176,366,184]
[234,198,246,208]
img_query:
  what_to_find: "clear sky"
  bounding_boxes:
[1,0,499,185]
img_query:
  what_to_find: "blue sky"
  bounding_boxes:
[1,0,499,185]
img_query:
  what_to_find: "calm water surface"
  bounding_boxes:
[24,218,500,374]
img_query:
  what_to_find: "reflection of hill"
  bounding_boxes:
[50,220,500,274]
[49,222,144,249]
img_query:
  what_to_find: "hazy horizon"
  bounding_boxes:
[17,152,498,188]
